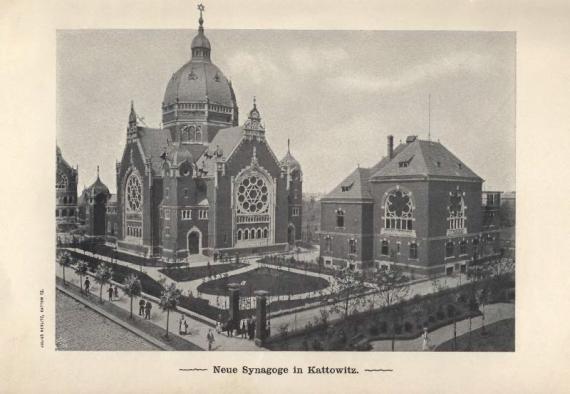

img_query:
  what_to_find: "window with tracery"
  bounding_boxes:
[383,189,414,232]
[234,170,273,245]
[56,172,68,190]
[181,124,203,143]
[126,174,142,212]
[447,191,467,234]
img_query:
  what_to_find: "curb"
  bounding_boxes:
[56,284,174,351]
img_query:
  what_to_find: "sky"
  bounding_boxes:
[57,28,515,194]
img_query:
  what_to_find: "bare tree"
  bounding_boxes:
[123,274,142,319]
[159,282,182,338]
[374,266,410,351]
[74,260,89,293]
[94,263,113,303]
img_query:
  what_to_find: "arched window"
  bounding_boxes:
[195,125,202,142]
[126,173,143,212]
[237,230,242,240]
[383,189,414,232]
[244,229,249,240]
[409,242,418,259]
[447,191,467,234]
[180,126,189,142]
[381,240,389,256]
[263,228,268,238]
[56,172,68,190]
[325,237,332,253]
[251,228,256,239]
[257,229,262,239]
[336,209,344,228]
[446,241,455,258]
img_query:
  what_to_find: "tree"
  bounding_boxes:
[329,269,362,319]
[159,282,182,338]
[74,260,89,294]
[94,262,113,303]
[374,266,410,351]
[123,274,142,319]
[57,249,73,286]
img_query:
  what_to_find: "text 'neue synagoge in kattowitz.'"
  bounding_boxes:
[56,8,303,261]
[56,7,501,274]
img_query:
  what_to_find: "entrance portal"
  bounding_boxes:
[188,231,200,255]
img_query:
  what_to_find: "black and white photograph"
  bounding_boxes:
[3,0,570,393]
[55,4,515,352]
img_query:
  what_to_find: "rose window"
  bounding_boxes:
[384,190,414,231]
[126,174,142,212]
[236,175,269,214]
[56,172,68,190]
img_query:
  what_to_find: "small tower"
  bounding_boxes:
[280,139,303,245]
[127,101,138,142]
[84,166,111,237]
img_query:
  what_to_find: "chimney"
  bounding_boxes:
[387,135,394,159]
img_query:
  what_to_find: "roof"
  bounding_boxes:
[137,127,170,173]
[371,139,482,181]
[195,125,244,175]
[163,60,234,107]
[323,167,373,201]
[85,176,110,197]
[281,150,301,172]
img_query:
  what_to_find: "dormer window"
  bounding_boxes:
[399,161,409,168]
[341,182,353,192]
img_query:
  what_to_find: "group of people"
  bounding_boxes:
[107,285,120,301]
[138,298,152,319]
[213,316,269,341]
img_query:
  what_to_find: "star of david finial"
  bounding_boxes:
[197,3,205,27]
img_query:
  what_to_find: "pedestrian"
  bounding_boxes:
[422,327,431,351]
[226,322,232,337]
[266,321,271,338]
[241,320,246,339]
[216,321,222,334]
[207,328,215,351]
[114,285,119,299]
[179,315,187,335]
[138,298,145,316]
[84,277,90,295]
[107,285,113,301]
[145,300,152,319]
[184,318,189,335]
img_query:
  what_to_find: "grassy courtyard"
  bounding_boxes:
[196,267,330,296]
[436,318,515,351]
[159,263,248,282]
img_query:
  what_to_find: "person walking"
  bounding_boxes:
[216,321,222,334]
[114,285,119,300]
[144,300,152,319]
[107,285,113,301]
[207,329,215,351]
[422,327,431,351]
[138,298,145,316]
[84,277,90,296]
[241,320,246,339]
[179,315,187,335]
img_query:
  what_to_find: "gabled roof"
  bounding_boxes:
[371,139,481,181]
[195,125,244,175]
[323,167,373,201]
[137,127,170,173]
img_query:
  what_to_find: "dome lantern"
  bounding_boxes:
[191,3,211,61]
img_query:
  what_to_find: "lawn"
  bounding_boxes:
[197,267,330,296]
[159,263,248,282]
[435,318,515,351]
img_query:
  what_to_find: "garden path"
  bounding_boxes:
[369,302,515,351]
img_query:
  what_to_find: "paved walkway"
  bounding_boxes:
[57,265,265,351]
[370,302,515,351]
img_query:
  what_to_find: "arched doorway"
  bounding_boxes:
[187,228,202,255]
[287,224,296,245]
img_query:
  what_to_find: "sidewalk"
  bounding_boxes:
[369,302,515,351]
[57,265,265,351]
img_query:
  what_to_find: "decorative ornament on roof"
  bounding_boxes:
[243,96,265,139]
[127,100,139,142]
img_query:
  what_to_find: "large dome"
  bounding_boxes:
[163,61,234,107]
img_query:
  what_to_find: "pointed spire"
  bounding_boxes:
[129,100,137,125]
[197,3,205,33]
[287,138,291,153]
[96,165,100,179]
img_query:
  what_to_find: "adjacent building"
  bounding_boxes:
[319,135,501,276]
[56,146,78,232]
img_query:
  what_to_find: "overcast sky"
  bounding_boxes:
[57,28,515,194]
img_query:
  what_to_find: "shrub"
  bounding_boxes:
[394,324,403,335]
[458,294,467,303]
[428,315,436,323]
[302,338,309,351]
[436,309,445,320]
[369,325,379,336]
[404,321,413,333]
[446,304,456,318]
[312,339,323,351]
[379,321,387,333]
